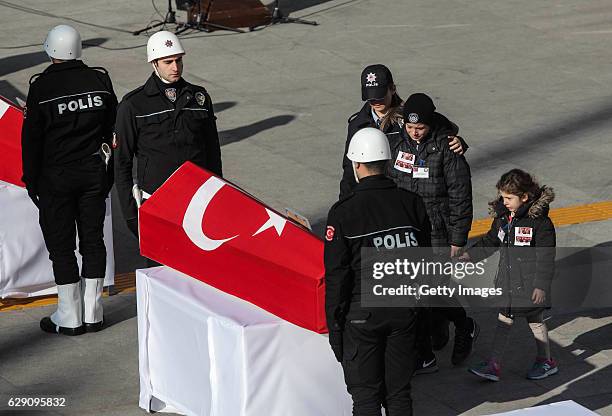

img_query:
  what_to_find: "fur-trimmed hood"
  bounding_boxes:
[488,185,555,219]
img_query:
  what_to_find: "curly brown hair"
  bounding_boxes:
[496,169,541,200]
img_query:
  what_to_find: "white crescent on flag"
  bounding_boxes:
[182,177,289,251]
[182,176,239,251]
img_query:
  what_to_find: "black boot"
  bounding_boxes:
[85,318,105,333]
[40,317,85,336]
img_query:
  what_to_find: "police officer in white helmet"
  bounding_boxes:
[114,31,222,249]
[324,128,432,415]
[22,24,117,335]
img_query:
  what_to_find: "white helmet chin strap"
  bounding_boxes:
[352,161,360,184]
[152,62,172,84]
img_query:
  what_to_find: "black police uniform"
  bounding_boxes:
[339,102,402,199]
[114,73,222,234]
[324,175,431,416]
[21,60,117,285]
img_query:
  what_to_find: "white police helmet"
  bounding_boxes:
[347,127,391,163]
[44,25,82,60]
[147,31,185,62]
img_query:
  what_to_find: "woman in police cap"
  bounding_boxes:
[339,64,467,199]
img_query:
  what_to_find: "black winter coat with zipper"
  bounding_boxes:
[468,186,556,317]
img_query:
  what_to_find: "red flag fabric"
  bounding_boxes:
[139,162,327,333]
[0,96,25,187]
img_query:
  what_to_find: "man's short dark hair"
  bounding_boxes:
[362,160,388,174]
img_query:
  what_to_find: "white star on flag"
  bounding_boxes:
[253,208,287,237]
[366,72,377,83]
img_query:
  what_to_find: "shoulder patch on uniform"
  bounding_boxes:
[195,91,206,106]
[325,225,335,241]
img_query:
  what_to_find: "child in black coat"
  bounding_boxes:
[461,169,557,381]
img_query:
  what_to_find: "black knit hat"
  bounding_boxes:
[361,64,394,101]
[403,93,436,126]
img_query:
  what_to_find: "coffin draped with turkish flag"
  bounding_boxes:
[0,96,25,187]
[139,162,327,333]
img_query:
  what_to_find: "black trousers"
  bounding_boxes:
[38,156,108,285]
[432,296,469,328]
[341,309,417,416]
[416,296,469,359]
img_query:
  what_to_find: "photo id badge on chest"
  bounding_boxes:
[394,151,415,173]
[514,226,533,246]
[413,166,430,178]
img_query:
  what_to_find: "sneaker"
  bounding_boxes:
[526,358,558,380]
[414,355,439,375]
[452,317,480,365]
[431,319,450,351]
[469,359,501,381]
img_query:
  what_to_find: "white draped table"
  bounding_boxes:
[0,180,114,298]
[136,266,352,416]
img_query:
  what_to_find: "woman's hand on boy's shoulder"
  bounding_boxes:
[448,135,466,155]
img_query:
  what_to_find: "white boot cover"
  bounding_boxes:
[51,282,83,329]
[82,278,104,324]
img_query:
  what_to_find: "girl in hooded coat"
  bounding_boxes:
[462,169,558,381]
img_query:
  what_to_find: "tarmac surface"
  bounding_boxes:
[1,0,612,414]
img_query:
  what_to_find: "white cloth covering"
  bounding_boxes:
[0,180,114,298]
[487,400,599,415]
[136,266,352,416]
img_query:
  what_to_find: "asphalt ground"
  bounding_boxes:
[1,0,612,414]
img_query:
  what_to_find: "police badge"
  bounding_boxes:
[195,91,206,106]
[165,88,177,102]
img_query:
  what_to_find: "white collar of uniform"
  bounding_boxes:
[370,107,381,125]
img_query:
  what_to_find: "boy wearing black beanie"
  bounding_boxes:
[387,93,478,372]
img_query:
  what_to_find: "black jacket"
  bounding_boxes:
[114,74,222,222]
[469,187,556,314]
[386,113,472,248]
[21,60,117,192]
[339,102,403,199]
[324,175,432,333]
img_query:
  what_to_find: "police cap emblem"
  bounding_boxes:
[195,91,206,106]
[408,113,419,123]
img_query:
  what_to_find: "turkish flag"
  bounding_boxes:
[0,96,25,187]
[139,162,327,333]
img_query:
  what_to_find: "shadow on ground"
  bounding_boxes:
[0,38,108,78]
[219,114,295,146]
